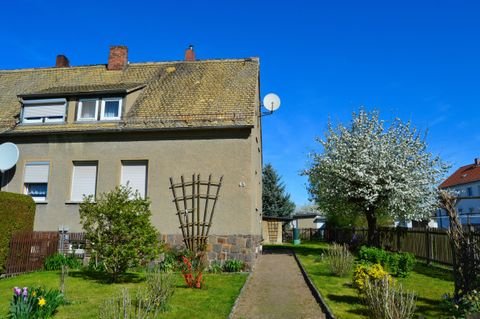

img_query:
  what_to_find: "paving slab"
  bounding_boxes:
[231,252,325,319]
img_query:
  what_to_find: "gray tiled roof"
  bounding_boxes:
[0,58,259,134]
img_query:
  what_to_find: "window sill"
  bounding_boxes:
[34,201,48,204]
[65,201,95,205]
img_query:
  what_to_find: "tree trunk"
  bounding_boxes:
[366,210,378,247]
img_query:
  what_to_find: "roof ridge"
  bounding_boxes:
[0,57,259,73]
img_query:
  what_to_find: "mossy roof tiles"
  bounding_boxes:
[0,58,259,134]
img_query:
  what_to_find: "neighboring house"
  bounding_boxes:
[436,158,480,229]
[291,213,324,229]
[0,46,263,266]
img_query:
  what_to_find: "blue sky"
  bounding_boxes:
[1,0,479,206]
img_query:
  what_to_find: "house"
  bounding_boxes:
[436,158,480,229]
[291,213,324,229]
[0,46,263,267]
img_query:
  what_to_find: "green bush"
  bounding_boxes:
[358,246,416,277]
[0,192,35,274]
[158,251,179,273]
[208,261,223,274]
[79,186,160,282]
[44,253,82,271]
[443,290,480,318]
[223,259,244,272]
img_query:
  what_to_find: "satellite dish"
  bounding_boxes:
[0,142,19,172]
[263,93,281,112]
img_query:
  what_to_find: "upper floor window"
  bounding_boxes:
[70,161,98,202]
[77,97,122,121]
[21,98,66,124]
[467,187,473,197]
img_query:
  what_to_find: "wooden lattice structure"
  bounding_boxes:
[169,174,223,253]
[267,221,279,243]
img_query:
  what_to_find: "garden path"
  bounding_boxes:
[230,251,324,319]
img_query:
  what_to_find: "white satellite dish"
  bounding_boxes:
[263,93,281,112]
[0,142,19,172]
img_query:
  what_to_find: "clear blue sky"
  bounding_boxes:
[1,1,479,206]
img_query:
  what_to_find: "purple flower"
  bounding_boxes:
[22,287,28,298]
[13,287,21,296]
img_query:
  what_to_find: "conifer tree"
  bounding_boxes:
[262,163,295,217]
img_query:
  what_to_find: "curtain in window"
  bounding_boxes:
[26,183,48,197]
[104,101,119,118]
[81,101,96,119]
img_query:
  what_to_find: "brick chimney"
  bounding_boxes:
[55,55,70,68]
[107,45,128,70]
[185,45,195,61]
[475,158,480,166]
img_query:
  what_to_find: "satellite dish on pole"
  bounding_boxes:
[0,142,19,173]
[263,93,281,112]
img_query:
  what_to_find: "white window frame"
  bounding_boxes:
[23,161,50,202]
[77,99,99,122]
[21,98,67,124]
[100,97,122,121]
[120,160,148,199]
[70,161,98,202]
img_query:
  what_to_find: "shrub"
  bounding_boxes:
[79,186,160,282]
[0,192,35,273]
[208,260,223,274]
[326,243,354,277]
[363,276,416,319]
[358,245,389,266]
[44,253,82,271]
[8,286,64,319]
[99,271,176,319]
[443,290,480,318]
[180,254,205,288]
[358,246,416,277]
[353,263,391,292]
[223,259,245,273]
[158,251,178,273]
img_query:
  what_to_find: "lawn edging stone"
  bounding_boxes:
[227,269,254,319]
[291,249,336,319]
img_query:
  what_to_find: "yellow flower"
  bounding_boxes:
[38,297,46,307]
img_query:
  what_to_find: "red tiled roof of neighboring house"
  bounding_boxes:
[439,163,480,188]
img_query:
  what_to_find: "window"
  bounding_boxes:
[71,162,98,201]
[24,162,49,201]
[101,98,122,120]
[121,161,147,198]
[467,187,473,197]
[77,99,98,121]
[22,99,66,124]
[77,98,122,121]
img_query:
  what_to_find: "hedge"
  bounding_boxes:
[0,192,35,273]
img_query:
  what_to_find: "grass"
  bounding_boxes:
[266,242,454,319]
[0,270,247,319]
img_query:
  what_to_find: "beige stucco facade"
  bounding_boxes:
[1,127,262,237]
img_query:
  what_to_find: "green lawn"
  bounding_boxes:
[0,270,247,319]
[266,242,454,319]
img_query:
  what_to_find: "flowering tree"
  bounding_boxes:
[304,109,447,245]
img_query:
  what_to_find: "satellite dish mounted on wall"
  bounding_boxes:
[262,93,281,116]
[0,142,19,173]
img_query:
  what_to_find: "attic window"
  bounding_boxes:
[21,98,66,124]
[77,97,122,121]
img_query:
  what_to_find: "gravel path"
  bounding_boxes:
[231,252,325,319]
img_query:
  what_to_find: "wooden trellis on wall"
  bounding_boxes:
[169,174,223,253]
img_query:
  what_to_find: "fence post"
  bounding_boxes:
[425,227,431,265]
[396,227,401,252]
